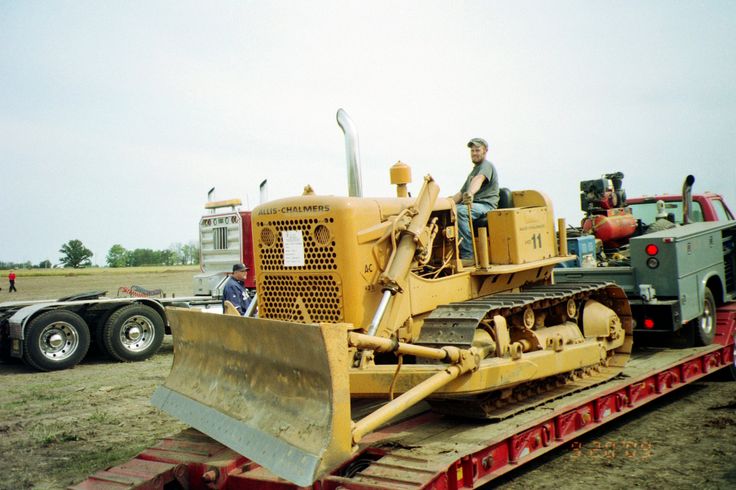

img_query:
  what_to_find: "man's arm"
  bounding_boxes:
[466,174,487,196]
[456,174,487,203]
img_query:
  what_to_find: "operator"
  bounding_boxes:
[451,137,500,265]
[222,263,251,315]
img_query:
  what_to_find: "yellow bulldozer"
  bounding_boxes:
[152,110,632,486]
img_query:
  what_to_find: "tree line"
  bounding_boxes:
[105,242,199,267]
[1,239,200,269]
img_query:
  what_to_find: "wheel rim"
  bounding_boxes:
[700,297,715,337]
[119,315,156,352]
[38,321,80,361]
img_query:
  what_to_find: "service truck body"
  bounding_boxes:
[557,220,736,334]
[556,189,736,340]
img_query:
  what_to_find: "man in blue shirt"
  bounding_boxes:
[451,138,500,265]
[222,263,251,315]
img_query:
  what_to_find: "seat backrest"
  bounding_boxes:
[498,187,513,209]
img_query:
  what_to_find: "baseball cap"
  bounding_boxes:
[467,138,488,149]
[232,263,248,272]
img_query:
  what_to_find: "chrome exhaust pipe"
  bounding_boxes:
[336,108,363,197]
[682,174,695,224]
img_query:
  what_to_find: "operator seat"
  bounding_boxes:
[497,188,513,209]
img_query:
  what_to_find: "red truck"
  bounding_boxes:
[626,191,734,224]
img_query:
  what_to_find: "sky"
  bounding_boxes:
[1,1,735,265]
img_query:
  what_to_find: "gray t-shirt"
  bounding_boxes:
[460,159,499,208]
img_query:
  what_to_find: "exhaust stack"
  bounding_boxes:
[259,179,268,204]
[682,175,695,224]
[336,109,363,197]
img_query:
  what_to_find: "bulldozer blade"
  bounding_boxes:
[151,308,353,487]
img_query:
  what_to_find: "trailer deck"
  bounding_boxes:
[71,304,736,490]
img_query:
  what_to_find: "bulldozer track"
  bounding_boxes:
[428,364,624,420]
[418,281,625,348]
[417,281,633,419]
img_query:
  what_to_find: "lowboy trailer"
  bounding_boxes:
[71,302,735,490]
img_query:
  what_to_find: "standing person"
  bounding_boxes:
[451,138,500,265]
[8,270,17,292]
[222,263,251,315]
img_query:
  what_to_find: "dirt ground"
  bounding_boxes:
[1,270,735,489]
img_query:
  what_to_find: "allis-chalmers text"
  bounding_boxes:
[257,204,331,215]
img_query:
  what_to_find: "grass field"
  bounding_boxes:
[0,266,200,302]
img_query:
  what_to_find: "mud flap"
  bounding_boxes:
[151,308,353,486]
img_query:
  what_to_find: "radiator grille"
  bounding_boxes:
[213,226,229,250]
[260,274,343,323]
[256,218,342,323]
[257,218,337,272]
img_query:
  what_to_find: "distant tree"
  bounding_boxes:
[38,260,52,269]
[159,249,177,266]
[181,241,200,265]
[169,242,185,264]
[2,261,32,269]
[59,239,93,268]
[106,244,129,268]
[128,248,158,267]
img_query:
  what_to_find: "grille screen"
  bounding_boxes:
[257,218,342,323]
[258,218,336,272]
[213,227,228,250]
[260,274,343,323]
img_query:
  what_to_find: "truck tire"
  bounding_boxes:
[22,310,91,371]
[692,287,716,346]
[101,304,164,362]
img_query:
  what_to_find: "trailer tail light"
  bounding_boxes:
[645,244,659,255]
[646,257,659,269]
[643,318,655,329]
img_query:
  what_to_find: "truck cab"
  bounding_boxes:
[193,199,256,296]
[627,192,734,226]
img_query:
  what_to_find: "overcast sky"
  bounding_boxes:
[1,1,734,265]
